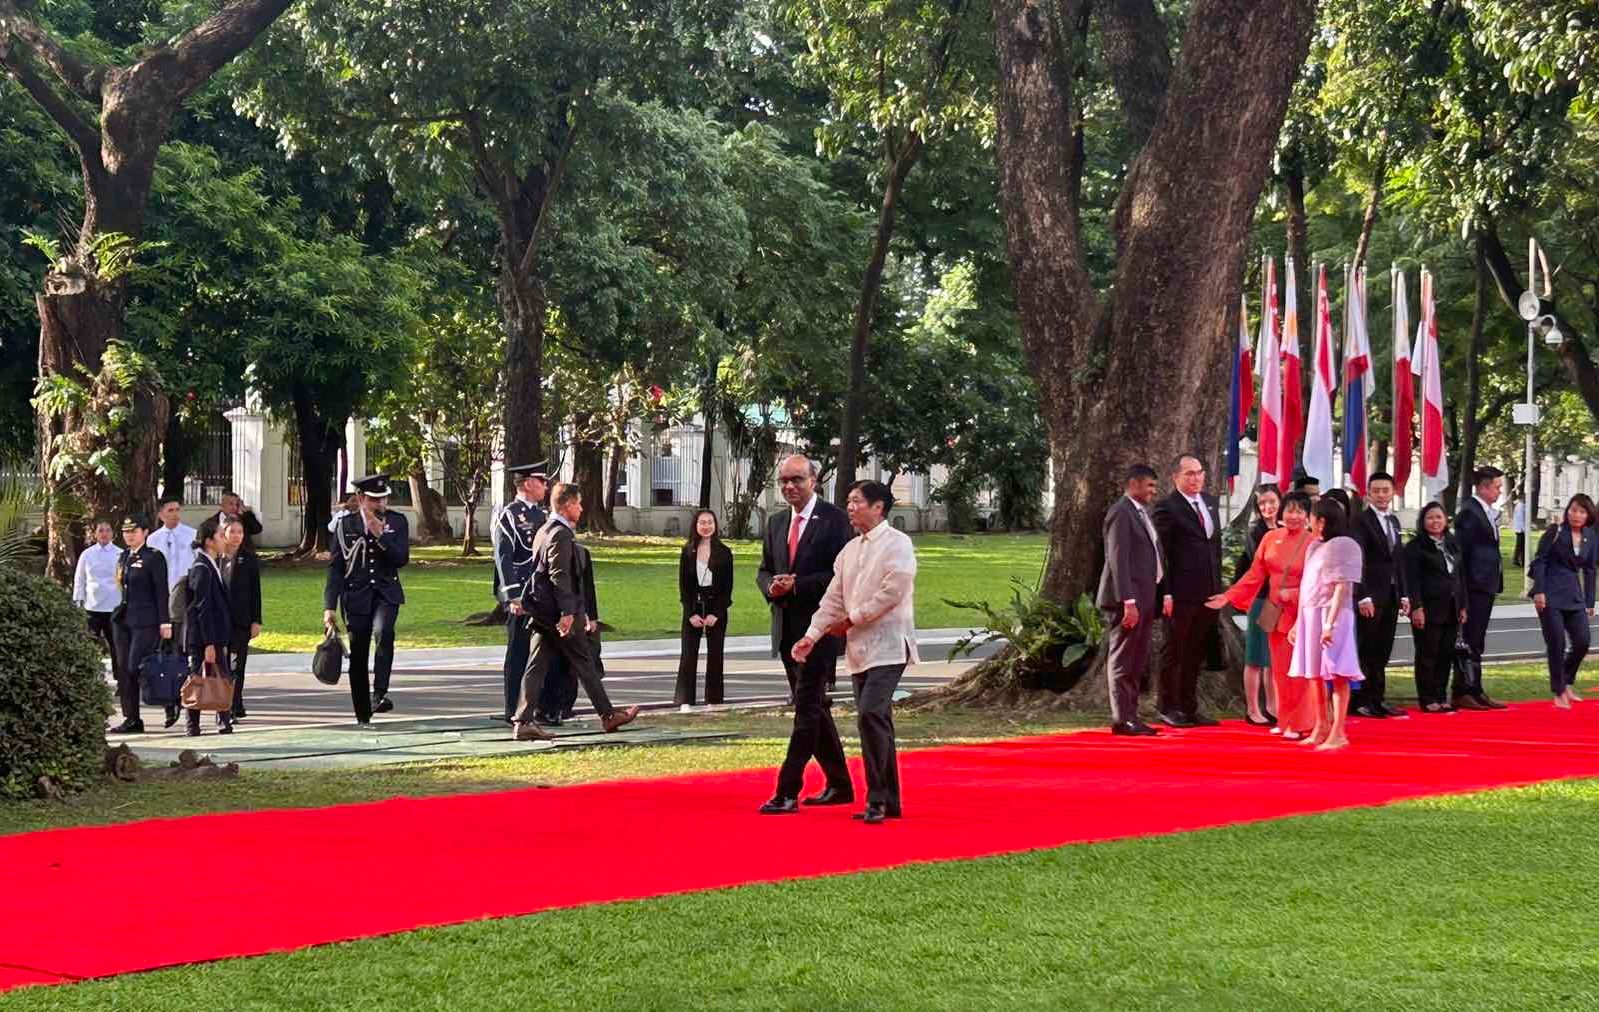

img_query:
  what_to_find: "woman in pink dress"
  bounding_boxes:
[1289,499,1364,751]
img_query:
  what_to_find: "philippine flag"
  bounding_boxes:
[1278,258,1305,490]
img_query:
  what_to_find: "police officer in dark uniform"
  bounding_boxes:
[323,474,410,724]
[110,514,173,733]
[495,462,550,723]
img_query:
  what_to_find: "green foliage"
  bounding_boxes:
[0,567,113,799]
[944,581,1104,691]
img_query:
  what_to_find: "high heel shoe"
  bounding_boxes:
[1244,714,1275,727]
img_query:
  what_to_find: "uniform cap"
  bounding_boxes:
[353,474,393,498]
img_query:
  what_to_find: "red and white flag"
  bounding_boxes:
[1278,258,1305,490]
[1302,263,1337,489]
[1412,268,1449,499]
[1342,265,1372,496]
[1255,258,1283,488]
[1391,269,1415,494]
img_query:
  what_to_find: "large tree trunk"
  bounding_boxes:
[1454,238,1490,507]
[160,411,193,504]
[498,260,546,502]
[834,140,921,502]
[7,0,296,580]
[698,362,718,511]
[606,443,626,517]
[572,439,615,534]
[290,383,341,555]
[407,459,453,543]
[460,497,481,556]
[991,0,1315,605]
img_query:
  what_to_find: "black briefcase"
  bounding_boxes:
[140,643,186,706]
[312,625,345,686]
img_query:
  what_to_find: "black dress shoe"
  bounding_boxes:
[1379,703,1410,718]
[1159,712,1195,729]
[803,786,855,806]
[758,797,799,815]
[1262,710,1278,724]
[1476,693,1507,710]
[1351,705,1386,719]
[163,707,181,729]
[373,695,394,713]
[108,719,145,734]
[1187,712,1219,727]
[185,723,201,737]
[1111,721,1158,737]
[231,706,247,720]
[855,804,887,825]
[217,721,234,735]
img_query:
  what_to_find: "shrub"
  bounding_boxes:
[0,567,113,799]
[944,580,1106,692]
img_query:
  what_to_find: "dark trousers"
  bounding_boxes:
[1353,596,1401,709]
[87,611,120,681]
[228,629,251,713]
[186,647,234,730]
[1457,591,1495,697]
[503,615,531,720]
[1158,601,1215,717]
[775,633,850,800]
[537,649,577,717]
[112,622,159,722]
[1538,607,1591,695]
[1412,615,1459,706]
[853,664,904,809]
[347,601,399,722]
[516,625,613,723]
[674,609,727,705]
[1104,607,1153,724]
[1513,532,1526,567]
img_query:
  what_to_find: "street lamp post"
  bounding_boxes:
[1514,236,1561,588]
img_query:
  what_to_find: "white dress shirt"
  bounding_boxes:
[1184,493,1213,537]
[72,542,124,612]
[1127,495,1164,599]
[806,521,920,675]
[147,523,197,592]
[1473,494,1500,527]
[1358,508,1408,609]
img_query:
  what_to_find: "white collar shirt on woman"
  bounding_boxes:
[805,521,920,675]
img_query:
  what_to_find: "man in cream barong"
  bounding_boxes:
[791,480,919,825]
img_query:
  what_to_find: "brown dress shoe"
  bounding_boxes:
[601,705,640,732]
[1452,694,1488,711]
[514,721,553,741]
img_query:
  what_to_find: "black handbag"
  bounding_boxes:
[1451,630,1476,689]
[312,624,345,686]
[139,642,186,706]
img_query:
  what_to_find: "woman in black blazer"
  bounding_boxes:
[1402,502,1470,713]
[1529,494,1598,707]
[183,517,235,736]
[110,514,174,733]
[675,509,734,707]
[223,515,263,720]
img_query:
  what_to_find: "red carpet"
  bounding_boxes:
[6,701,1599,991]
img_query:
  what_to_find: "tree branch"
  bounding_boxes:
[135,0,293,103]
[0,44,100,155]
[0,2,104,99]
[517,103,581,279]
[1096,0,1172,150]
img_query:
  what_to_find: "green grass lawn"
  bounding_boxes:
[254,532,1050,653]
[2,660,1591,1010]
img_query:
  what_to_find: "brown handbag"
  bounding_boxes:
[180,660,235,712]
[1254,533,1312,634]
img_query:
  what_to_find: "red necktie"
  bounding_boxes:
[788,513,804,566]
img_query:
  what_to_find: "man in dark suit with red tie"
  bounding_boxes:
[756,454,856,814]
[1152,453,1224,728]
[1351,471,1410,718]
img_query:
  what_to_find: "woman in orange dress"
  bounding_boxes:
[1207,491,1317,739]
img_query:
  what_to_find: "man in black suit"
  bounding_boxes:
[1097,464,1166,736]
[1453,466,1508,709]
[323,474,411,724]
[757,453,856,814]
[216,491,264,551]
[512,483,639,740]
[1151,453,1224,727]
[1351,471,1410,719]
